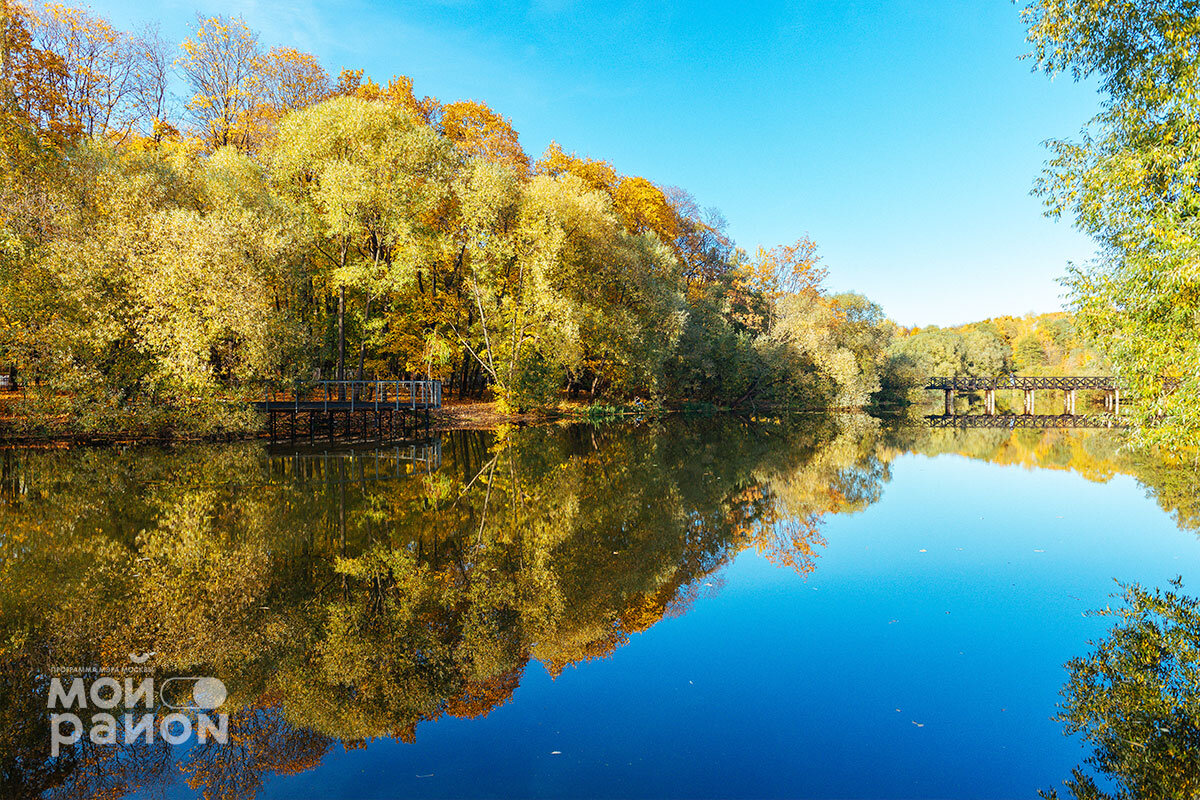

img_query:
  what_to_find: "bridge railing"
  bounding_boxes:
[925,376,1118,391]
[925,376,1182,392]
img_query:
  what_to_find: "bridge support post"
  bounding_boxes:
[1114,389,1120,416]
[944,389,955,416]
[1023,389,1035,415]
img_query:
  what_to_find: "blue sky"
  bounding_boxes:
[90,0,1100,326]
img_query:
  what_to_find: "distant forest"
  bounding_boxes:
[887,312,1107,380]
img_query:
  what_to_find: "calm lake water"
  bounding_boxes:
[2,416,1198,799]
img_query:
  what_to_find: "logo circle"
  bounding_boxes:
[191,677,227,710]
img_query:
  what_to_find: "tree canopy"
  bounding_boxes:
[0,3,898,432]
[1024,0,1200,451]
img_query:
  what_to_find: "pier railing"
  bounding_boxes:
[259,380,442,411]
[255,380,442,443]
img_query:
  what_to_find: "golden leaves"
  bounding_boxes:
[442,99,529,175]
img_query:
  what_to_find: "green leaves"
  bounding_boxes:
[1047,580,1200,799]
[1025,0,1200,450]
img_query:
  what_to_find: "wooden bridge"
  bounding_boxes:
[926,375,1126,417]
[253,380,442,443]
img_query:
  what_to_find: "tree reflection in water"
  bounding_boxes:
[0,418,1196,798]
[1042,580,1200,800]
[0,416,888,799]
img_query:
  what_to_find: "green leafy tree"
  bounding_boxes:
[1024,0,1200,449]
[1042,580,1200,800]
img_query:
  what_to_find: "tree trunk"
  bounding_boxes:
[459,349,472,399]
[470,360,484,399]
[337,285,345,399]
[357,296,371,382]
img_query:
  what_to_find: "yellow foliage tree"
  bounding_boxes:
[178,14,261,149]
[441,99,528,175]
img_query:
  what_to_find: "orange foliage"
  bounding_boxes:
[445,662,526,718]
[441,99,528,175]
[619,582,678,634]
[1,1,70,143]
[753,515,827,576]
[340,69,442,125]
[751,235,827,299]
[612,175,678,243]
[536,140,618,193]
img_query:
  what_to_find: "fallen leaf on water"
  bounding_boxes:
[551,751,562,755]
[912,721,924,728]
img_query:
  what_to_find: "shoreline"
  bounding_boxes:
[0,400,908,447]
[0,399,661,447]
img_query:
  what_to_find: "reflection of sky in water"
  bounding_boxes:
[232,445,1195,800]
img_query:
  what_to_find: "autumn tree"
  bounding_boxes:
[28,3,160,142]
[270,95,454,384]
[665,186,735,289]
[1,0,71,143]
[535,142,680,247]
[131,23,172,140]
[441,99,528,175]
[341,71,441,124]
[178,14,261,149]
[251,45,330,136]
[728,236,825,334]
[1,137,302,432]
[535,141,618,193]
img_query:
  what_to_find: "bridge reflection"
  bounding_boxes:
[924,414,1126,429]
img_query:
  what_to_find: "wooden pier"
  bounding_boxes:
[253,380,442,443]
